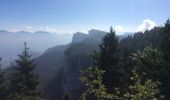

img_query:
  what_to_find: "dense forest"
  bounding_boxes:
[0,19,170,100]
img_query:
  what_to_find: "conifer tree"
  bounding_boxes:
[79,67,113,100]
[63,94,71,100]
[80,67,161,100]
[131,46,164,81]
[9,42,41,100]
[117,70,161,100]
[161,19,170,61]
[94,26,119,92]
[160,19,170,99]
[0,58,7,100]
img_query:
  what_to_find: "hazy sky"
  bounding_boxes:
[0,0,170,34]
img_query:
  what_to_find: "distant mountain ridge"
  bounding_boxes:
[71,32,88,43]
[1,28,134,99]
[36,29,107,82]
[0,30,72,68]
[36,29,133,100]
[0,30,54,36]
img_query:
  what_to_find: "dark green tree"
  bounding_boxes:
[79,67,161,100]
[131,46,164,81]
[9,42,41,100]
[160,19,170,61]
[0,58,7,100]
[94,26,119,92]
[131,46,167,99]
[159,19,170,99]
[79,67,113,100]
[114,70,161,100]
[63,93,71,100]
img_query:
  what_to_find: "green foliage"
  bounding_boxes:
[7,94,43,100]
[118,26,162,54]
[121,70,161,100]
[160,19,170,61]
[159,19,170,99]
[79,67,161,100]
[79,67,113,100]
[131,46,170,99]
[0,58,8,100]
[63,93,71,100]
[97,26,118,68]
[131,46,164,80]
[94,26,119,92]
[8,42,41,100]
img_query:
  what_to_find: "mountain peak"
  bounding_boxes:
[71,32,88,43]
[88,29,107,39]
[34,31,51,35]
[0,30,12,34]
[17,31,32,34]
[89,29,107,34]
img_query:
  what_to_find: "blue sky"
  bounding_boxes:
[0,0,170,34]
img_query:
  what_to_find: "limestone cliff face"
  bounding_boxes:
[63,43,97,99]
[62,29,107,99]
[37,29,108,100]
[71,32,88,44]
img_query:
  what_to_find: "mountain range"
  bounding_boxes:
[1,28,134,100]
[0,30,72,67]
[35,29,133,100]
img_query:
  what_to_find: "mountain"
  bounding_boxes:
[0,30,12,35]
[36,29,135,100]
[36,29,107,78]
[3,28,134,100]
[35,29,109,100]
[36,44,69,83]
[62,41,100,99]
[0,30,72,68]
[71,29,108,43]
[71,32,88,43]
[1,28,133,99]
[4,25,166,100]
[34,31,52,35]
[88,29,107,39]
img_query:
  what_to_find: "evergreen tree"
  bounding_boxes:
[94,26,119,92]
[79,67,161,100]
[119,70,161,100]
[9,42,41,100]
[160,19,170,61]
[63,94,71,100]
[131,46,168,99]
[0,58,7,100]
[159,19,170,99]
[79,67,113,100]
[131,46,164,81]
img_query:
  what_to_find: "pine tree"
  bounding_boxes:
[159,19,170,99]
[80,67,161,100]
[9,42,41,100]
[0,58,7,100]
[161,19,170,61]
[131,46,164,81]
[97,26,118,67]
[79,67,113,100]
[63,94,71,100]
[119,70,161,100]
[94,26,119,92]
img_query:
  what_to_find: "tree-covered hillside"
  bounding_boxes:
[1,20,170,100]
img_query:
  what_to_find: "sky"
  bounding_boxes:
[0,0,170,34]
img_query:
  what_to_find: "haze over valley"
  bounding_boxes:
[0,0,170,100]
[0,30,72,67]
